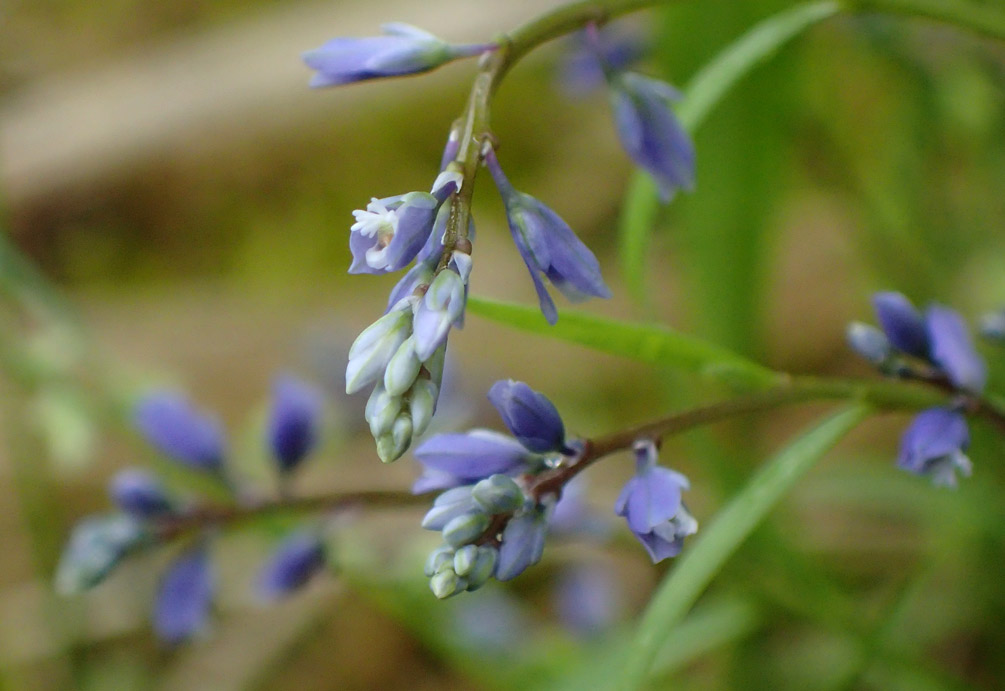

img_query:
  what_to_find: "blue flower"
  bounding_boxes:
[609,72,695,201]
[872,292,929,358]
[485,148,610,324]
[349,174,458,275]
[267,375,324,474]
[257,532,326,601]
[487,379,570,454]
[858,293,987,394]
[154,546,214,644]
[134,393,226,472]
[110,469,174,518]
[413,430,535,493]
[897,407,972,487]
[615,440,696,562]
[303,23,493,88]
[927,305,987,394]
[495,504,551,581]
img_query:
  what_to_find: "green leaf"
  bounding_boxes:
[466,295,779,389]
[676,1,840,133]
[617,2,840,317]
[617,404,870,690]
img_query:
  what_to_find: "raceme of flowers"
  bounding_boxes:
[304,21,695,461]
[847,292,989,487]
[56,376,328,643]
[414,379,696,599]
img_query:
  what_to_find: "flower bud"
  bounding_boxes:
[384,336,421,397]
[421,486,476,530]
[408,378,438,437]
[464,546,498,592]
[346,302,412,395]
[424,544,455,577]
[110,469,174,518]
[376,413,412,463]
[365,384,402,438]
[472,474,525,514]
[846,321,891,366]
[430,566,462,599]
[413,269,466,361]
[452,544,479,577]
[55,514,146,595]
[442,512,490,548]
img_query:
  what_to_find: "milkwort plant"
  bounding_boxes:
[38,0,1005,686]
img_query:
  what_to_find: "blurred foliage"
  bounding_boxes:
[2,0,1005,689]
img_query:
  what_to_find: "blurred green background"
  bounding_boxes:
[2,0,1004,688]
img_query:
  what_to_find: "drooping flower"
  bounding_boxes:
[485,147,611,324]
[615,439,696,562]
[267,375,324,474]
[134,393,226,472]
[303,23,493,88]
[897,407,972,487]
[153,546,214,644]
[257,532,327,601]
[110,469,175,518]
[608,72,695,201]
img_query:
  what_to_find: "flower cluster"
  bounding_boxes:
[847,292,988,486]
[56,376,329,643]
[415,380,696,598]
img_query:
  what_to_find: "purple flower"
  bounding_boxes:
[485,148,611,325]
[134,393,226,472]
[257,533,326,601]
[413,430,535,493]
[154,546,214,644]
[615,440,696,562]
[609,72,695,201]
[926,305,987,394]
[109,469,174,518]
[303,23,493,88]
[267,375,324,473]
[873,292,929,358]
[495,505,550,581]
[488,380,570,454]
[897,407,972,487]
[349,177,457,275]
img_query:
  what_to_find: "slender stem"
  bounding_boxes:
[154,489,429,539]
